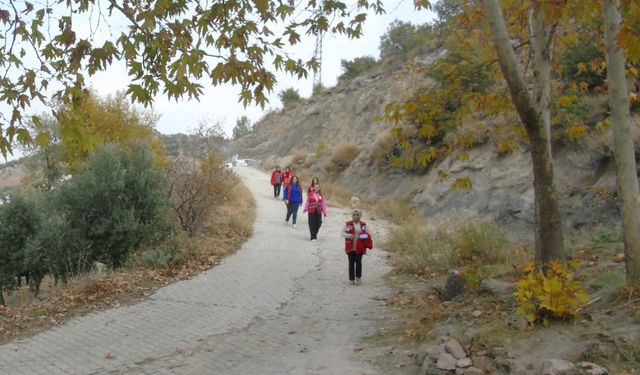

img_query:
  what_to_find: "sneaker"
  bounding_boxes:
[285,220,289,226]
[293,224,297,229]
[311,239,317,242]
[350,280,355,285]
[356,278,361,285]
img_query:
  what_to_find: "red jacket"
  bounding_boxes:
[270,169,282,185]
[343,220,373,254]
[281,171,292,187]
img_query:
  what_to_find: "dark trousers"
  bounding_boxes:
[347,252,363,280]
[286,202,300,224]
[273,183,281,197]
[308,211,322,240]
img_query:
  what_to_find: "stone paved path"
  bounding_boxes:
[0,165,394,375]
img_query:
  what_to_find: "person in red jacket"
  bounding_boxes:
[341,209,374,285]
[281,166,292,191]
[270,165,283,199]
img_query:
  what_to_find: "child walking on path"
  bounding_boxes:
[341,209,373,285]
[303,180,327,241]
[284,175,303,228]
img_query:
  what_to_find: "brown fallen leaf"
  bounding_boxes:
[104,352,115,360]
[353,347,364,352]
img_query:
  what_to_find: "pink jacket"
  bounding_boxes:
[303,189,327,216]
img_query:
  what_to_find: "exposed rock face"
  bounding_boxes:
[229,50,622,238]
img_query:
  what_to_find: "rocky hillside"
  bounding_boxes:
[229,50,623,239]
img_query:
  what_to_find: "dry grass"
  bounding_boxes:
[373,197,412,223]
[289,149,307,171]
[324,143,360,175]
[0,171,256,345]
[582,113,640,156]
[384,218,516,279]
[368,132,397,166]
[322,182,353,207]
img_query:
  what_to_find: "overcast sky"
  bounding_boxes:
[2,1,435,163]
[86,1,435,138]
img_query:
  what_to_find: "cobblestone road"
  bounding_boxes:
[0,165,394,374]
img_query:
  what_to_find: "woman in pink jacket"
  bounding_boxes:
[303,180,327,241]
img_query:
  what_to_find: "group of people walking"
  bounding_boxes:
[270,165,373,285]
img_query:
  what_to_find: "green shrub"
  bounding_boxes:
[312,83,325,95]
[338,56,378,82]
[278,88,301,108]
[56,143,171,268]
[379,20,434,60]
[315,141,328,155]
[558,38,605,91]
[0,193,40,303]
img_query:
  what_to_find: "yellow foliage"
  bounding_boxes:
[497,138,519,154]
[564,123,589,142]
[451,177,472,190]
[514,261,588,326]
[557,95,577,107]
[56,90,163,171]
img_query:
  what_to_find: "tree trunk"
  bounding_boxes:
[0,289,5,306]
[482,0,565,264]
[603,0,640,287]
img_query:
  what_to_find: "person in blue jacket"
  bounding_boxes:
[284,175,303,228]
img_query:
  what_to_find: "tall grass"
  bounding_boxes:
[384,219,513,277]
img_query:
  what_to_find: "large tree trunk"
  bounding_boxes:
[482,0,565,264]
[603,0,640,287]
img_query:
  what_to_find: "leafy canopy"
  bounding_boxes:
[0,0,388,157]
[380,0,640,175]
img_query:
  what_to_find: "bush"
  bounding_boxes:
[0,193,40,304]
[278,88,301,108]
[379,20,434,61]
[312,83,325,96]
[338,56,378,83]
[514,261,589,326]
[56,143,171,268]
[166,151,236,236]
[324,143,360,175]
[558,38,606,91]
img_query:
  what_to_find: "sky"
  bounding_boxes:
[2,1,435,163]
[87,1,435,138]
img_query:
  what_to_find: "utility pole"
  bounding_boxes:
[312,10,324,89]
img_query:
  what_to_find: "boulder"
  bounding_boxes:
[539,359,580,375]
[456,357,473,368]
[436,352,458,371]
[444,338,467,359]
[442,273,466,301]
[577,361,608,375]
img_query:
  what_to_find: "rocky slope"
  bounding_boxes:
[229,51,622,239]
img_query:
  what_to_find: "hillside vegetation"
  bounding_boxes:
[228,3,640,373]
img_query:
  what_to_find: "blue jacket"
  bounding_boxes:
[284,183,303,204]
